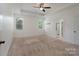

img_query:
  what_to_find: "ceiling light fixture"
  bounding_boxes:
[40,7,45,12]
[40,7,43,10]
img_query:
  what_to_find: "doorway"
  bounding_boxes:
[56,19,64,39]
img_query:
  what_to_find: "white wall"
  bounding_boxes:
[14,13,44,38]
[0,4,14,55]
[9,3,45,38]
[0,4,44,55]
[43,16,57,37]
[0,4,44,56]
[44,4,79,45]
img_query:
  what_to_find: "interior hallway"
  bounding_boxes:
[8,35,79,56]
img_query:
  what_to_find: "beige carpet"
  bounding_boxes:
[8,35,79,56]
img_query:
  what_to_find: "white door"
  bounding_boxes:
[56,19,64,39]
[60,19,64,38]
[56,22,60,37]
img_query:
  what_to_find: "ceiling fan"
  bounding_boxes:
[33,3,51,12]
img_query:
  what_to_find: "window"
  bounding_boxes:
[38,20,44,29]
[16,18,23,30]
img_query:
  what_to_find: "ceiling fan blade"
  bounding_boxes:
[42,3,51,9]
[43,7,51,9]
[32,6,40,8]
[32,3,41,8]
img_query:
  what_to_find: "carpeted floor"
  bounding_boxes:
[8,35,79,56]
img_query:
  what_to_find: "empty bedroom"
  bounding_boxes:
[0,3,79,56]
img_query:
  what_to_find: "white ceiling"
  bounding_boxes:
[4,3,75,15]
[21,3,74,14]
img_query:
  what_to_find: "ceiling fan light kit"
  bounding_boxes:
[40,7,45,12]
[42,9,45,12]
[40,7,43,10]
